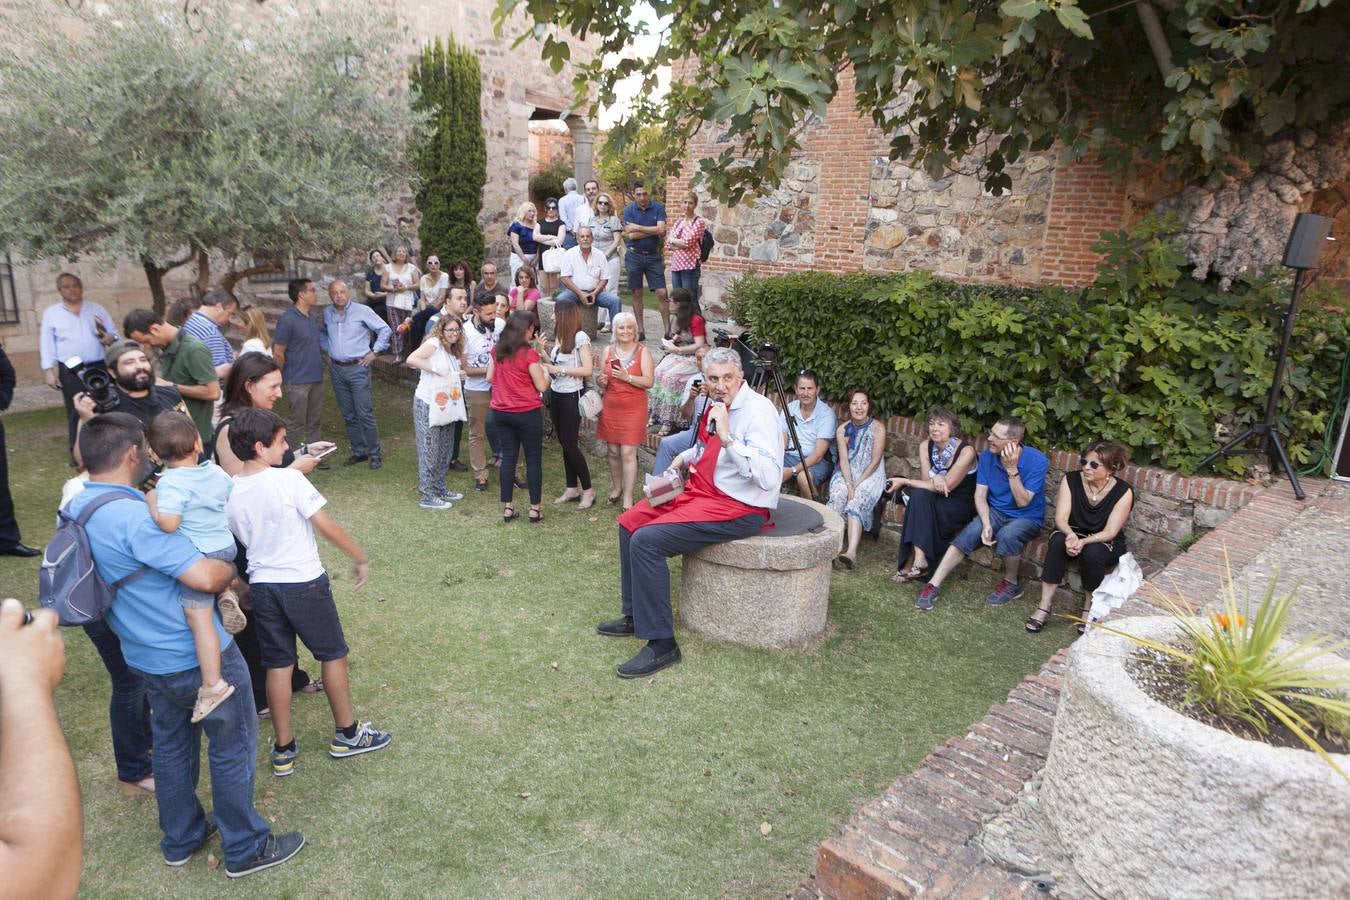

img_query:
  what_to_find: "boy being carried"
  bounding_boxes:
[224,408,391,777]
[146,411,246,723]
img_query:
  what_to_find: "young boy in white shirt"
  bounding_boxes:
[224,407,391,777]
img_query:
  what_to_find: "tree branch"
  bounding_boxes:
[221,258,284,294]
[1136,2,1177,80]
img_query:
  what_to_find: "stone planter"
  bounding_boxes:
[1040,617,1350,900]
[679,497,843,649]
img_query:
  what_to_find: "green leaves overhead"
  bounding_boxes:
[496,0,1348,204]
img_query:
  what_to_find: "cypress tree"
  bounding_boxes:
[409,36,485,269]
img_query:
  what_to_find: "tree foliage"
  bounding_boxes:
[410,37,487,270]
[0,0,421,311]
[597,122,670,203]
[496,0,1349,204]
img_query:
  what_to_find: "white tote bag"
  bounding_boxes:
[541,247,565,274]
[426,368,467,427]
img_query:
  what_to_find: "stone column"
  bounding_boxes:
[565,115,595,186]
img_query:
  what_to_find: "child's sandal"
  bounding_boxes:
[191,682,236,723]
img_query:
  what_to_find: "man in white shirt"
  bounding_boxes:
[557,177,585,249]
[461,296,503,491]
[39,273,120,451]
[595,348,782,678]
[557,227,622,320]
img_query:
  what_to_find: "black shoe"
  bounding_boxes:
[513,477,527,490]
[343,454,369,467]
[448,460,468,472]
[225,831,306,879]
[0,543,40,558]
[164,814,218,867]
[596,616,636,637]
[369,458,383,470]
[617,643,682,678]
[315,460,331,471]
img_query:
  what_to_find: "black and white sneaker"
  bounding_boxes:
[329,721,393,758]
[225,831,305,878]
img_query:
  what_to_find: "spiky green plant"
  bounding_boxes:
[1086,552,1350,781]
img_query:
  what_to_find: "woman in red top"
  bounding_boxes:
[595,311,655,509]
[650,288,708,434]
[488,311,550,522]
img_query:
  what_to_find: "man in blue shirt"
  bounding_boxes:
[622,181,667,342]
[39,272,120,451]
[70,412,304,877]
[320,279,391,470]
[915,416,1048,611]
[273,279,326,466]
[180,289,238,380]
[778,370,836,499]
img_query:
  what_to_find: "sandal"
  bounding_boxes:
[833,554,854,570]
[528,507,543,524]
[1077,601,1091,634]
[890,565,926,585]
[191,681,236,723]
[299,679,324,694]
[554,488,581,506]
[577,490,596,510]
[503,504,518,523]
[216,589,247,635]
[607,494,622,505]
[1025,605,1052,633]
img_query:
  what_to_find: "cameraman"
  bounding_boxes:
[0,599,83,898]
[72,341,185,469]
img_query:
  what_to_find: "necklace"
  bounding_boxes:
[1085,476,1114,504]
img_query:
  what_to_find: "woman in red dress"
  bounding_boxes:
[595,311,654,509]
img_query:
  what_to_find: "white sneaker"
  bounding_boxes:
[419,498,453,509]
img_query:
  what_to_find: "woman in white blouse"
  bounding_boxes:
[382,245,421,359]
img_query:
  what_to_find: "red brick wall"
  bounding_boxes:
[1040,155,1129,286]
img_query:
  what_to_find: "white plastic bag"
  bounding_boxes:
[542,247,565,274]
[1088,552,1143,622]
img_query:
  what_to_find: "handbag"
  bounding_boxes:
[426,367,467,426]
[578,387,602,420]
[542,247,565,273]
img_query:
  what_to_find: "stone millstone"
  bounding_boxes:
[679,497,844,650]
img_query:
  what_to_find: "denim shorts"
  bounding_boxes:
[625,250,667,291]
[951,507,1043,557]
[249,574,349,668]
[180,544,239,610]
[784,450,833,487]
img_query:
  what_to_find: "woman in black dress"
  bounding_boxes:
[887,408,978,584]
[1027,441,1134,633]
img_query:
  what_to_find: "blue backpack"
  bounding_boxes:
[39,492,149,626]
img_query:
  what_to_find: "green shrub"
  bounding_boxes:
[730,218,1350,474]
[410,36,486,269]
[529,158,570,205]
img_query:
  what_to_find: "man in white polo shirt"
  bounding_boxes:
[557,226,622,321]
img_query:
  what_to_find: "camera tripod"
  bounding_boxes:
[720,334,815,501]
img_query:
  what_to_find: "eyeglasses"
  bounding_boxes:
[1079,457,1104,470]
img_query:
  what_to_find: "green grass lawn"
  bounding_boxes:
[0,382,1072,898]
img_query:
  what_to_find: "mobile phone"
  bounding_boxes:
[313,445,338,460]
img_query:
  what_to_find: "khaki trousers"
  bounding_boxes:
[465,389,492,483]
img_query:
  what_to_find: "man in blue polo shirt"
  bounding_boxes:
[622,181,667,342]
[915,416,1047,611]
[274,279,326,466]
[779,370,836,498]
[70,412,305,877]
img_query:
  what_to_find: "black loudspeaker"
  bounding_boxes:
[1282,213,1333,270]
[1333,398,1350,484]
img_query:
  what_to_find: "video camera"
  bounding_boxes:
[65,356,118,413]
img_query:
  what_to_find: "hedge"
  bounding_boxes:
[726,219,1350,475]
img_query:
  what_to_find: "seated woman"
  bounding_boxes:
[886,407,977,584]
[1027,441,1134,634]
[826,390,887,569]
[648,288,707,434]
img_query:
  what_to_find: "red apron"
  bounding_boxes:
[618,408,770,534]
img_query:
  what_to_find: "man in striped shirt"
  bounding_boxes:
[180,289,238,381]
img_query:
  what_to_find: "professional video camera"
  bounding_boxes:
[64,357,118,413]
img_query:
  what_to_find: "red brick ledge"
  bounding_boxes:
[795,649,1069,899]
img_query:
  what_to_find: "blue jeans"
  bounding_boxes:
[625,250,666,291]
[784,450,833,488]
[136,643,271,866]
[555,287,621,320]
[329,362,381,460]
[82,619,153,783]
[653,425,697,474]
[951,507,1043,559]
[670,266,701,307]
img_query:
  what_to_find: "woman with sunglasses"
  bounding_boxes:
[534,197,567,294]
[1027,441,1134,633]
[589,193,624,330]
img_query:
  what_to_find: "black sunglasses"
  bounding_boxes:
[546,204,558,210]
[1079,457,1104,470]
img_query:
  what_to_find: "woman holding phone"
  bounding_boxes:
[595,311,654,509]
